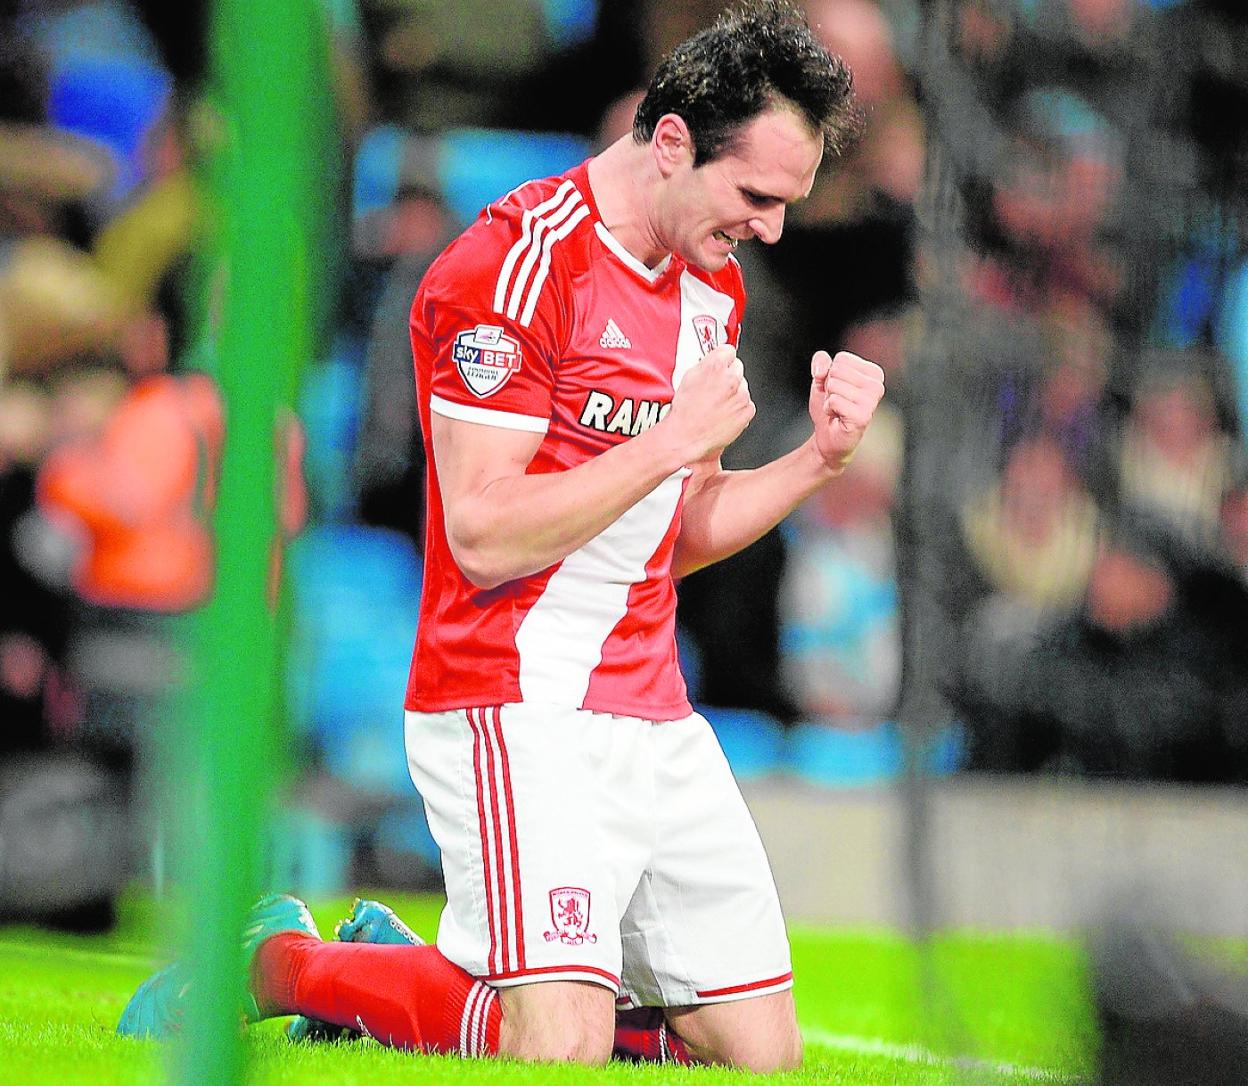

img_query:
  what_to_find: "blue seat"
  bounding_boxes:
[786,720,903,787]
[787,720,965,787]
[698,706,788,780]
[287,526,422,795]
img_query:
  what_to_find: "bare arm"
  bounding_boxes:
[673,350,885,578]
[435,346,754,589]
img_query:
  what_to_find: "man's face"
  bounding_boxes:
[659,106,824,272]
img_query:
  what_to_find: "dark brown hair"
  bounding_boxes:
[633,0,861,165]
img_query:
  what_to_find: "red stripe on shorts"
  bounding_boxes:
[490,705,526,970]
[468,708,500,975]
[479,708,511,972]
[482,963,621,989]
[695,971,794,998]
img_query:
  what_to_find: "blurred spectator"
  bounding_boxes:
[953,515,1248,782]
[91,101,199,314]
[0,381,71,756]
[808,0,925,205]
[1033,299,1114,480]
[0,123,111,234]
[38,354,223,615]
[0,237,127,382]
[960,435,1100,620]
[352,182,456,541]
[1221,485,1248,576]
[32,292,220,751]
[1117,358,1238,550]
[363,0,556,130]
[21,0,173,210]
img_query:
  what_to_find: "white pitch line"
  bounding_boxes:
[801,1026,1083,1083]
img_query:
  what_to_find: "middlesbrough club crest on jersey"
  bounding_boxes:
[452,324,522,398]
[544,887,598,945]
[692,315,720,356]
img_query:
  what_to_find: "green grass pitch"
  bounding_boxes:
[0,891,1099,1084]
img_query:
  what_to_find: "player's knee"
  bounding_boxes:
[768,1026,804,1072]
[498,981,614,1065]
[547,1022,614,1065]
[505,1017,613,1065]
[712,1026,803,1072]
[670,993,804,1073]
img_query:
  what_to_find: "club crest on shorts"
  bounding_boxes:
[692,314,720,356]
[452,324,522,398]
[544,887,598,945]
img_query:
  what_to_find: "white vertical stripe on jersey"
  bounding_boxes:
[518,205,591,326]
[513,470,686,705]
[492,180,577,314]
[511,269,735,706]
[504,192,584,323]
[673,269,736,389]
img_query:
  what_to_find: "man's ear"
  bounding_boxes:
[652,113,694,178]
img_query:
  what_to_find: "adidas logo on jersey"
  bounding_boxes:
[599,319,632,349]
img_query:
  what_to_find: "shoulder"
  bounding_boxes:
[428,175,592,283]
[417,172,592,324]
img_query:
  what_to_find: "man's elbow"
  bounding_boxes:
[446,530,511,591]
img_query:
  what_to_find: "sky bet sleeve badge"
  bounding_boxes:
[452,324,523,398]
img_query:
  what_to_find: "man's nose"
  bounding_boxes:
[749,204,786,244]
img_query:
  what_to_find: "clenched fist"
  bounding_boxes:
[809,350,885,471]
[664,345,755,464]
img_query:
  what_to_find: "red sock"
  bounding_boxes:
[254,935,500,1056]
[257,936,690,1063]
[611,1007,692,1064]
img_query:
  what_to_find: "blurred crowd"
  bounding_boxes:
[0,0,1245,916]
[904,0,1248,784]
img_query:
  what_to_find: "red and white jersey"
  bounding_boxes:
[406,159,744,720]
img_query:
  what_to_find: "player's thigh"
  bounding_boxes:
[498,979,615,1064]
[405,704,649,988]
[619,712,792,1008]
[666,989,802,1072]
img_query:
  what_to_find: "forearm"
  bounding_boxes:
[446,423,689,589]
[672,435,838,578]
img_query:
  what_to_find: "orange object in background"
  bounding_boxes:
[269,408,309,608]
[39,372,224,612]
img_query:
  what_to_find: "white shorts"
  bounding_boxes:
[404,703,793,1008]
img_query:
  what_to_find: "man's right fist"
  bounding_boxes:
[664,345,755,464]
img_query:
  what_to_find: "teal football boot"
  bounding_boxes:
[118,893,321,1039]
[286,898,424,1043]
[238,893,322,1021]
[336,897,425,948]
[116,961,194,1039]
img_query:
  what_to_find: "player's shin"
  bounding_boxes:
[254,935,500,1055]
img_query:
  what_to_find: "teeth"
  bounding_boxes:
[715,231,738,248]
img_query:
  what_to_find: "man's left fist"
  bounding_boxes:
[808,349,886,471]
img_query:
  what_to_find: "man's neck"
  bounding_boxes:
[586,136,670,270]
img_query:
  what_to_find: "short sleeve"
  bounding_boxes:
[412,191,579,435]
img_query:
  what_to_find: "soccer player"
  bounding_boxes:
[119,0,884,1070]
